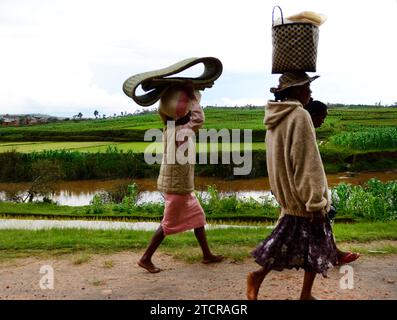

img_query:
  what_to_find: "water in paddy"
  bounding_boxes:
[0,171,396,206]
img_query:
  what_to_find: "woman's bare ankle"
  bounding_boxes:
[247,272,263,300]
[252,269,267,282]
[300,293,317,300]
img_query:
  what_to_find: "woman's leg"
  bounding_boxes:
[194,226,223,263]
[137,225,165,273]
[300,271,317,300]
[247,267,271,300]
[330,218,359,264]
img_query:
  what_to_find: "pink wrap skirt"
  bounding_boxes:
[161,192,206,235]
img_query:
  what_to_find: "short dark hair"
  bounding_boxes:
[273,87,293,101]
[305,99,328,116]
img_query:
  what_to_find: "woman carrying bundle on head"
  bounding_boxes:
[137,82,223,273]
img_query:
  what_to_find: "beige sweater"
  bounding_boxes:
[264,99,330,218]
[157,93,204,194]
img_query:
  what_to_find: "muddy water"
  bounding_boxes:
[0,171,396,206]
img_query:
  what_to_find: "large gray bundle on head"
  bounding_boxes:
[122,57,223,106]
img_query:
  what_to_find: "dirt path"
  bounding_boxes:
[0,249,396,300]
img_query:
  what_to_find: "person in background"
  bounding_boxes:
[247,72,338,300]
[137,83,223,273]
[304,98,360,265]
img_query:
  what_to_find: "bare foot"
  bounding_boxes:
[247,272,261,300]
[137,260,161,273]
[202,255,224,264]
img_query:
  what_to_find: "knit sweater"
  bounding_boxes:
[157,92,204,194]
[264,99,330,218]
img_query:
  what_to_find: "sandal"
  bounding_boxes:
[336,252,360,265]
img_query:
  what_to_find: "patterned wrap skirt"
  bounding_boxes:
[252,214,338,277]
[161,192,206,235]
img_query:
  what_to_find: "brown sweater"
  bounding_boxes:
[264,99,330,218]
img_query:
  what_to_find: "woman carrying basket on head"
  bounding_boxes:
[247,72,338,300]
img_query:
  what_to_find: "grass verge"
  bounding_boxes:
[0,221,396,263]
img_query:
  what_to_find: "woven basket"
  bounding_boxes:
[271,6,319,74]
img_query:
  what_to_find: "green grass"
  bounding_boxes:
[0,141,266,153]
[0,113,163,132]
[1,107,397,143]
[330,127,397,150]
[0,107,266,132]
[1,107,396,182]
[0,204,277,223]
[2,177,396,222]
[332,222,397,242]
[0,221,396,262]
[331,178,397,221]
[348,244,397,255]
[0,141,112,153]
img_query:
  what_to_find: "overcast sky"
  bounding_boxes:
[0,0,396,117]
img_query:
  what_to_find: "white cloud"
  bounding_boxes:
[213,97,266,107]
[0,0,396,117]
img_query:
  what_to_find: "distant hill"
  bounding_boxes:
[0,113,68,120]
[0,114,69,127]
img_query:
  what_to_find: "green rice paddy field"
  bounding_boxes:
[0,141,266,153]
[0,107,396,152]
